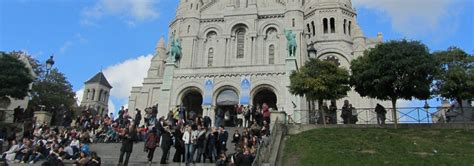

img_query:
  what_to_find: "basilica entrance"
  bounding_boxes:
[216,89,239,126]
[182,90,203,116]
[253,89,277,110]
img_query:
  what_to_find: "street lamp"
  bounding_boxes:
[45,55,55,78]
[307,45,317,59]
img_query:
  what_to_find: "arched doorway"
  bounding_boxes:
[182,90,203,116]
[216,89,239,126]
[253,89,277,110]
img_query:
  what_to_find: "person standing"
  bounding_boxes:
[13,106,21,123]
[195,125,207,163]
[160,126,173,164]
[349,104,358,124]
[375,104,387,125]
[329,100,338,124]
[182,126,193,164]
[134,109,142,128]
[215,107,224,127]
[217,126,228,154]
[172,126,185,163]
[206,127,218,162]
[118,126,137,166]
[145,128,159,164]
[262,103,271,125]
[341,100,351,124]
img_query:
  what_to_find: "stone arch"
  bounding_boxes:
[250,84,279,109]
[251,79,283,109]
[200,24,223,38]
[177,86,204,115]
[212,81,240,106]
[258,20,283,35]
[317,50,351,68]
[172,81,204,106]
[227,21,251,34]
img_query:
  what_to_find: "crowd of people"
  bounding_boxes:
[0,103,273,166]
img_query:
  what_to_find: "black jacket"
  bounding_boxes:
[120,130,137,152]
[160,130,173,150]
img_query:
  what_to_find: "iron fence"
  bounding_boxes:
[288,106,473,125]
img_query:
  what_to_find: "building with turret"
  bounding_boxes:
[80,72,112,116]
[129,0,386,124]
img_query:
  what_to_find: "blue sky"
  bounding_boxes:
[1,0,473,113]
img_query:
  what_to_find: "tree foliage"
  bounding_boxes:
[350,40,437,128]
[0,52,34,100]
[433,47,474,126]
[28,68,76,112]
[290,59,350,102]
[433,47,474,102]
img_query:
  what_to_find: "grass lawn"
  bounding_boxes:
[283,128,474,166]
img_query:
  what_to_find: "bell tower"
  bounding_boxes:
[80,72,112,116]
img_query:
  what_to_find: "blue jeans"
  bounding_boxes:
[185,144,194,164]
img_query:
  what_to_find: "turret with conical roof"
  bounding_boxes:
[80,72,112,116]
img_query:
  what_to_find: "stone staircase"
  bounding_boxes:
[91,127,240,165]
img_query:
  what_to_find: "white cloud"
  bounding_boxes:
[75,88,84,106]
[75,55,152,114]
[102,55,153,99]
[353,0,458,37]
[82,0,160,26]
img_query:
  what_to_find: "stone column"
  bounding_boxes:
[158,62,178,118]
[270,111,287,124]
[284,57,305,124]
[34,111,52,125]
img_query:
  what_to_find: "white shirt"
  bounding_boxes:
[182,131,191,144]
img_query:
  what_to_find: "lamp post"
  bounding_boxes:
[45,55,55,79]
[307,45,317,59]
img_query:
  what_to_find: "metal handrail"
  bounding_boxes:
[288,106,474,125]
[252,117,280,166]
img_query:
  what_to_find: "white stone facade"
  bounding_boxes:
[129,0,386,123]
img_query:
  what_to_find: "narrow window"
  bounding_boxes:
[187,25,190,33]
[269,45,275,64]
[307,24,311,36]
[190,3,193,9]
[91,89,96,101]
[99,89,103,101]
[208,48,214,67]
[330,18,335,33]
[292,18,296,27]
[103,92,108,102]
[86,89,90,100]
[343,19,347,34]
[236,28,246,58]
[348,21,352,36]
[236,0,240,8]
[311,21,316,36]
[323,18,328,34]
[196,4,199,10]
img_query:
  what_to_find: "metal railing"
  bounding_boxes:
[288,106,474,125]
[252,117,280,166]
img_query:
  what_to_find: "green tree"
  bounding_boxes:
[0,52,34,100]
[289,58,351,126]
[27,58,76,125]
[350,40,436,128]
[433,47,474,126]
